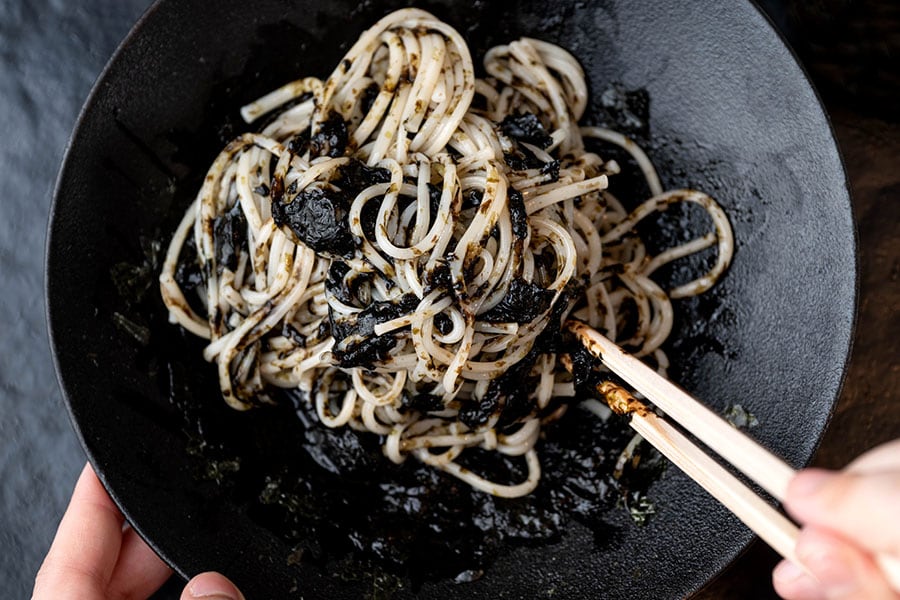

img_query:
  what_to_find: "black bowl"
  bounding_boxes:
[47,0,855,598]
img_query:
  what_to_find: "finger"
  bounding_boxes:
[107,525,173,600]
[180,571,246,600]
[794,527,897,600]
[847,440,900,474]
[33,463,125,598]
[784,468,900,555]
[772,559,826,600]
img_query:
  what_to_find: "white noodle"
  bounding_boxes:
[159,9,734,497]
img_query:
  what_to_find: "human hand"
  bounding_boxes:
[772,439,900,600]
[33,463,245,600]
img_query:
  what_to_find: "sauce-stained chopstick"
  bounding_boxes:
[566,320,900,592]
[567,320,794,501]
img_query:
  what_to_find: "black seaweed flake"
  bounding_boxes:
[567,340,604,395]
[508,188,528,240]
[287,130,311,155]
[532,291,569,354]
[433,312,453,335]
[310,112,349,158]
[427,182,443,217]
[458,392,500,429]
[331,294,419,368]
[282,322,307,347]
[213,202,247,272]
[503,145,545,171]
[175,259,203,292]
[540,160,560,182]
[360,82,380,114]
[423,262,452,296]
[335,159,391,194]
[480,277,555,324]
[500,112,553,149]
[302,424,381,479]
[324,261,354,304]
[405,393,446,413]
[462,189,483,210]
[271,186,354,255]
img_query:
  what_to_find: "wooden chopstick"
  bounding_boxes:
[566,320,900,591]
[567,320,794,501]
[625,397,803,565]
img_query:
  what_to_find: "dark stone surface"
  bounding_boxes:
[0,1,895,598]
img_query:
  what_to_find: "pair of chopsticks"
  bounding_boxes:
[566,320,900,591]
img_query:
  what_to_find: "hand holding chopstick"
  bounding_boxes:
[565,320,900,595]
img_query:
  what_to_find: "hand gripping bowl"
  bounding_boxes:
[47,0,855,598]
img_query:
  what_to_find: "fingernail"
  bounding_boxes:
[790,470,834,499]
[773,560,806,585]
[189,579,242,600]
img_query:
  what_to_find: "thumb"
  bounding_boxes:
[180,571,245,600]
[784,468,900,556]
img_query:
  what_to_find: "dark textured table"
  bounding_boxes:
[1,1,896,598]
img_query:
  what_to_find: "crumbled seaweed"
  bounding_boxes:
[500,112,553,149]
[242,377,661,587]
[172,235,202,292]
[333,160,391,241]
[310,112,348,158]
[282,322,306,347]
[503,145,545,171]
[540,160,560,182]
[473,491,563,540]
[335,159,391,194]
[253,183,270,197]
[316,319,331,341]
[532,291,569,353]
[622,492,657,526]
[508,188,528,240]
[331,294,419,368]
[405,393,446,413]
[287,130,311,155]
[480,278,555,324]
[723,404,759,429]
[272,186,354,255]
[568,341,604,395]
[423,262,452,296]
[213,201,246,272]
[360,82,380,114]
[427,182,443,216]
[463,189,483,210]
[462,347,545,431]
[459,393,500,429]
[325,261,354,304]
[433,312,453,335]
[302,424,381,479]
[175,259,203,292]
[201,458,241,485]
